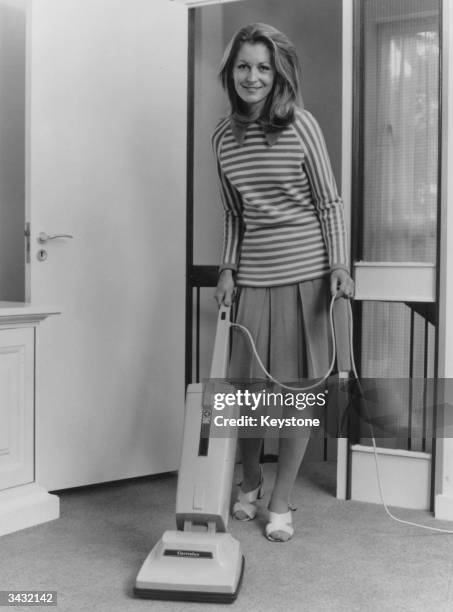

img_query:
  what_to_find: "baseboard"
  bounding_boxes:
[0,483,60,537]
[435,494,453,522]
[350,444,431,510]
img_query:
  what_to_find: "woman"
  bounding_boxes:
[213,23,354,542]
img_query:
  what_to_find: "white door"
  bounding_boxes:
[27,0,188,490]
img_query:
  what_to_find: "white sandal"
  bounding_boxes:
[232,466,264,521]
[265,507,296,542]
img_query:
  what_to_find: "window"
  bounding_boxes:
[354,0,441,451]
[362,9,439,263]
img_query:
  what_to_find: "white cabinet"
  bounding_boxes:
[0,327,34,491]
[0,303,59,537]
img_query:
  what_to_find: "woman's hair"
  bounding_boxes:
[219,23,302,127]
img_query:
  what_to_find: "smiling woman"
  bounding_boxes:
[212,22,354,543]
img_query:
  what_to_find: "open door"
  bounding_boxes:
[26,0,188,490]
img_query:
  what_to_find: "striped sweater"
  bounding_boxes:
[212,108,348,287]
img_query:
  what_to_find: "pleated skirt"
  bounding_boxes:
[229,277,351,382]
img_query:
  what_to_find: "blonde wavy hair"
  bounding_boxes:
[219,23,302,127]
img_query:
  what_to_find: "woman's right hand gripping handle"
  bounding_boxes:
[214,269,236,307]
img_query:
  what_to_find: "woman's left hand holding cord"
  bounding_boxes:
[330,268,354,298]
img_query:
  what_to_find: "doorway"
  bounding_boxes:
[186,0,345,463]
[186,0,443,500]
[187,0,344,383]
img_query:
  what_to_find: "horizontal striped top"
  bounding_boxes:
[212,108,348,287]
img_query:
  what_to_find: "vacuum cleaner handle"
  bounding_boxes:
[209,305,231,379]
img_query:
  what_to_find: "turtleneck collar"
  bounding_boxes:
[230,112,285,146]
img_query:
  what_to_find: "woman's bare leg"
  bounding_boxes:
[238,437,263,492]
[269,436,310,514]
[232,437,263,520]
[268,406,312,540]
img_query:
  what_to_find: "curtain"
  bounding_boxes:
[363,12,439,263]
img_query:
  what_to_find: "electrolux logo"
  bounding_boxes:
[163,549,213,559]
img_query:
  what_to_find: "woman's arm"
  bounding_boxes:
[211,131,243,305]
[214,163,242,306]
[216,160,243,277]
[295,110,354,297]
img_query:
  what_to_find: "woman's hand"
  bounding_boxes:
[330,268,354,298]
[214,269,236,307]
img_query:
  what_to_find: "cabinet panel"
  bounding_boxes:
[0,327,34,490]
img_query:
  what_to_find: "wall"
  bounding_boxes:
[193,5,228,267]
[0,0,26,300]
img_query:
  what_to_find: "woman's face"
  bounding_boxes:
[232,42,275,114]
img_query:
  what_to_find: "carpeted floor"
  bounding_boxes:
[1,461,453,612]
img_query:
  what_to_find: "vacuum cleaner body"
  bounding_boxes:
[175,382,237,532]
[134,307,244,602]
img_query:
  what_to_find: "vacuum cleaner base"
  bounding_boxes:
[134,530,244,603]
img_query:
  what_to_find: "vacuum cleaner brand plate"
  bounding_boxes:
[163,549,213,558]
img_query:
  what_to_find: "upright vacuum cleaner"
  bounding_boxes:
[134,305,244,603]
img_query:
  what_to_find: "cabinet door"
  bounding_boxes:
[0,327,34,490]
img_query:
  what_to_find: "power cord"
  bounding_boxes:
[231,295,453,533]
[230,295,338,392]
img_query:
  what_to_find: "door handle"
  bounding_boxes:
[38,232,74,243]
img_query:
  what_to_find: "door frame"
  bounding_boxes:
[181,0,453,517]
[183,0,354,487]
[434,0,453,521]
[336,0,354,499]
